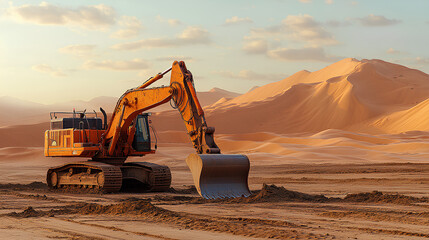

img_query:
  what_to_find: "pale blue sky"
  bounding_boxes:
[0,0,428,104]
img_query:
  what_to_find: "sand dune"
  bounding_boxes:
[200,58,429,134]
[210,58,364,108]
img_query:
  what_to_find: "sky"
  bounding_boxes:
[0,0,428,104]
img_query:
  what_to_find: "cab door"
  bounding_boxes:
[132,114,151,152]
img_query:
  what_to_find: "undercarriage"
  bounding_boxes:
[46,161,171,193]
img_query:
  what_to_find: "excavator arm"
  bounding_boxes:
[99,61,220,158]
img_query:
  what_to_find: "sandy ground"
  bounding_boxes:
[0,131,428,240]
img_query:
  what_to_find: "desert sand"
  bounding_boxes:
[1,58,429,239]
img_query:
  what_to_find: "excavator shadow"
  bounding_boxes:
[119,162,172,193]
[119,179,170,193]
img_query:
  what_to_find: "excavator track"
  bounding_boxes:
[121,162,171,192]
[47,161,171,193]
[47,161,122,193]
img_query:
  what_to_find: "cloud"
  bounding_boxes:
[250,14,338,46]
[7,2,116,29]
[357,14,401,26]
[386,48,400,54]
[268,47,341,62]
[282,14,338,45]
[416,57,429,65]
[111,26,210,50]
[216,70,285,82]
[224,16,253,26]
[32,64,66,77]
[59,44,96,57]
[242,39,268,54]
[241,14,340,63]
[84,59,150,71]
[155,56,194,62]
[110,16,143,39]
[156,15,181,26]
[326,19,352,27]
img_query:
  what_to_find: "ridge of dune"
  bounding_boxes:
[213,58,362,108]
[208,87,240,96]
[216,70,310,107]
[247,86,260,93]
[371,97,429,133]
[347,59,429,111]
[194,88,240,108]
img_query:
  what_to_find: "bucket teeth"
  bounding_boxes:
[200,183,252,199]
[186,153,251,199]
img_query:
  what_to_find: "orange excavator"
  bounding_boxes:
[44,61,251,199]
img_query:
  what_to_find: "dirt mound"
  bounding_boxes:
[343,191,427,204]
[76,200,177,218]
[6,201,169,219]
[228,184,330,203]
[6,206,69,218]
[242,185,428,204]
[0,181,47,190]
[168,185,198,194]
[7,207,42,218]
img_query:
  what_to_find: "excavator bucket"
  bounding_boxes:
[186,153,251,199]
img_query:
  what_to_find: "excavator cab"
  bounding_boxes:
[132,114,152,152]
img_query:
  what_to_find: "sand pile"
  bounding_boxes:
[168,185,198,194]
[343,191,427,205]
[6,206,69,218]
[236,184,329,203]
[7,207,43,218]
[76,199,176,217]
[5,200,174,219]
[244,185,428,204]
[0,181,46,190]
